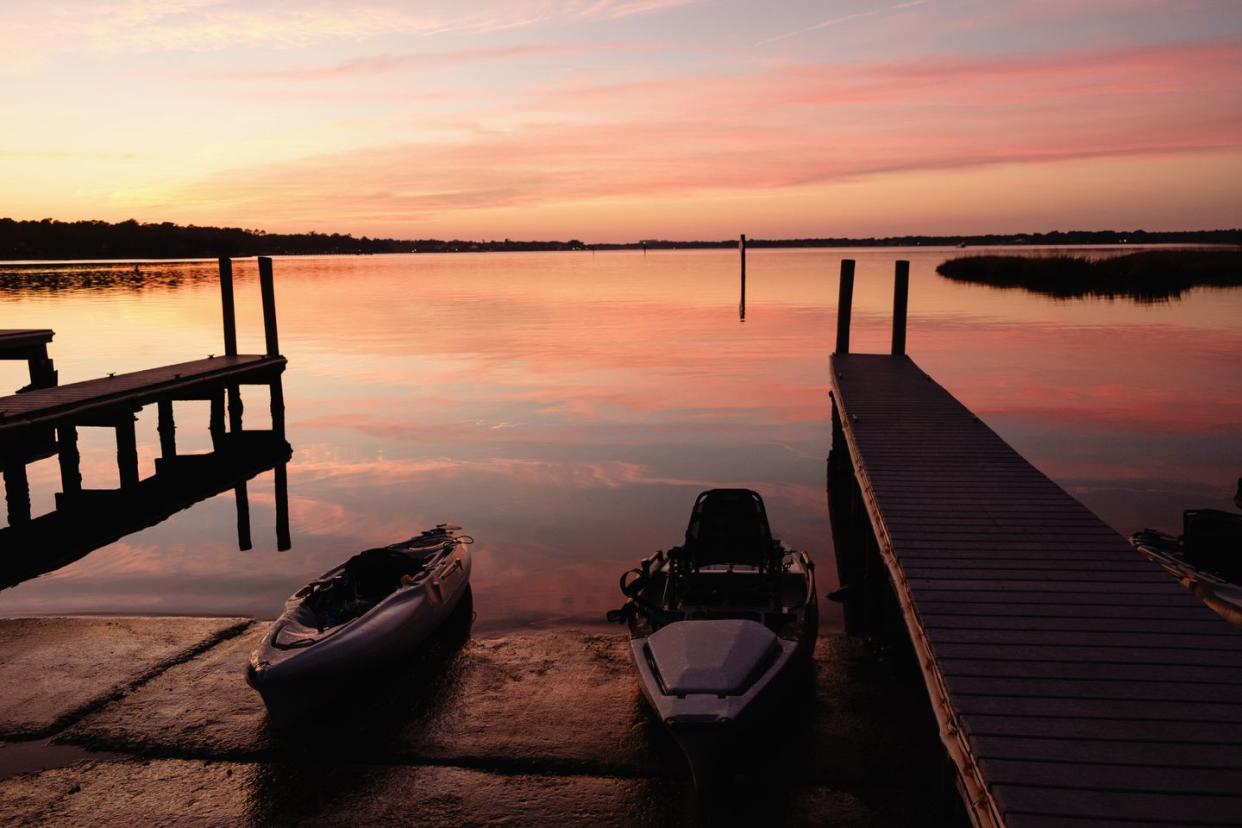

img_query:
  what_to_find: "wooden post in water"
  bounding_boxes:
[219,258,238,357]
[835,259,855,354]
[116,415,140,489]
[219,257,244,432]
[258,257,279,357]
[274,461,291,551]
[209,390,226,450]
[235,482,253,551]
[157,399,177,460]
[892,260,909,356]
[739,234,747,320]
[57,425,81,497]
[3,461,31,525]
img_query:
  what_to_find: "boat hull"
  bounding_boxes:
[248,533,472,722]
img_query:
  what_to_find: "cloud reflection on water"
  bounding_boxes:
[1,249,1239,633]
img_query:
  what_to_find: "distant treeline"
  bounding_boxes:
[2,217,1240,260]
[936,250,1242,301]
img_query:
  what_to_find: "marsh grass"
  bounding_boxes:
[936,249,1242,301]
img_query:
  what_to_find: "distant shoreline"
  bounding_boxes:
[2,217,1238,261]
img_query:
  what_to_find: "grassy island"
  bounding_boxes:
[936,249,1242,300]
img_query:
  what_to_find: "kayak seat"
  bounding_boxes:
[683,489,776,570]
[645,619,779,696]
[1183,509,1242,581]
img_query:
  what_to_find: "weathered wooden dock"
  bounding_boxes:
[0,328,56,390]
[0,257,290,555]
[827,262,1242,827]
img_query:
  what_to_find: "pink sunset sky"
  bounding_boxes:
[2,0,1240,240]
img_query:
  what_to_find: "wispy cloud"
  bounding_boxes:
[760,0,931,45]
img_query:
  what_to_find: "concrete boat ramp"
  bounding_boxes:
[0,615,959,826]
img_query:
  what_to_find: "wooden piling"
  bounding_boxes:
[209,391,226,449]
[835,259,855,355]
[235,482,253,551]
[274,461,291,551]
[57,425,81,496]
[892,260,909,356]
[157,399,176,460]
[116,415,139,489]
[739,234,747,320]
[3,461,31,525]
[219,258,238,358]
[258,257,280,357]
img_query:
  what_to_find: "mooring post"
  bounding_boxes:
[235,482,253,551]
[157,399,177,460]
[219,257,238,358]
[892,259,909,356]
[219,257,244,431]
[209,390,226,450]
[835,259,856,354]
[739,233,747,320]
[274,461,291,551]
[57,425,82,497]
[3,461,31,525]
[270,377,286,442]
[258,256,280,357]
[116,415,139,489]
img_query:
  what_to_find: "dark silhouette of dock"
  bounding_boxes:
[827,261,1242,827]
[0,257,291,576]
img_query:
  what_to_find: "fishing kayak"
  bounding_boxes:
[608,489,817,788]
[247,524,472,721]
[1132,508,1242,628]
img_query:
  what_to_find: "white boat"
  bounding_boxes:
[608,489,817,788]
[1131,508,1242,628]
[247,524,472,722]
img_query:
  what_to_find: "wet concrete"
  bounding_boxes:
[0,616,251,739]
[0,615,962,826]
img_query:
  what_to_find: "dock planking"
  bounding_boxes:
[827,262,1242,828]
[0,354,283,434]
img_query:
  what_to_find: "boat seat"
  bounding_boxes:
[646,619,778,695]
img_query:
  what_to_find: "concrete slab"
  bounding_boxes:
[63,621,948,791]
[0,617,251,739]
[0,759,932,827]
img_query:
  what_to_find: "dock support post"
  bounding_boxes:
[157,399,177,460]
[835,259,855,354]
[235,482,253,551]
[209,391,226,450]
[116,415,139,489]
[57,425,81,497]
[274,461,291,551]
[270,377,286,442]
[739,233,747,320]
[3,461,31,525]
[220,257,244,432]
[258,257,280,357]
[892,260,909,356]
[26,349,57,390]
[219,257,238,358]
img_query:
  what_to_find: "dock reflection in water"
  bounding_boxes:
[0,249,1239,628]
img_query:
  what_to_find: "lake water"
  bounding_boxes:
[1,248,1239,632]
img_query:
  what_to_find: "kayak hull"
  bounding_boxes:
[247,527,472,722]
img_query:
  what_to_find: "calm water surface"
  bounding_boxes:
[1,249,1239,631]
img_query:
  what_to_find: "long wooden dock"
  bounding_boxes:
[827,262,1242,827]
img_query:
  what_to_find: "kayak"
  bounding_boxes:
[1132,508,1242,628]
[608,489,817,788]
[247,524,472,722]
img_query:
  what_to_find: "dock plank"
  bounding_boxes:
[830,353,1242,828]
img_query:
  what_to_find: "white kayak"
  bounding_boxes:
[609,489,817,789]
[247,524,472,721]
